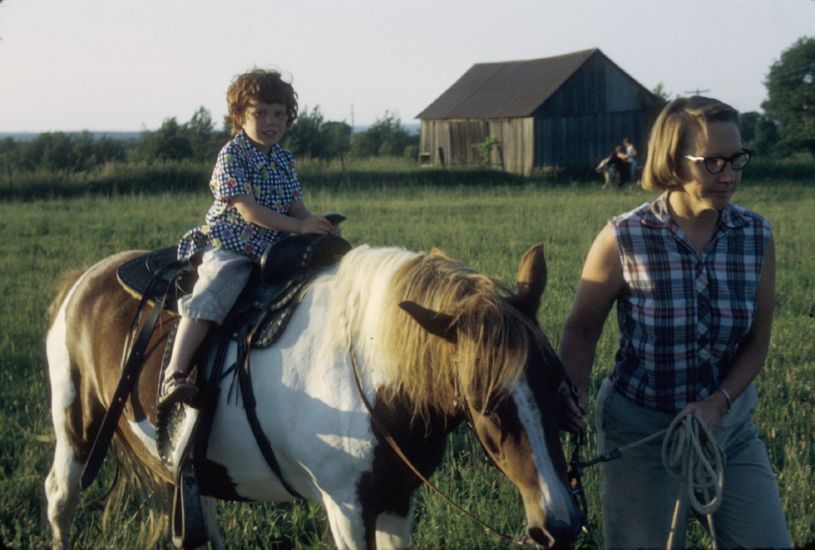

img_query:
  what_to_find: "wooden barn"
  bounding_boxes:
[416,48,662,176]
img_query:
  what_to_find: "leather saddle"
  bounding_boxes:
[117,231,352,349]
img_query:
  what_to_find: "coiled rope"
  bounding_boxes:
[662,411,725,549]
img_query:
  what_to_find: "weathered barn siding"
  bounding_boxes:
[418,49,661,176]
[420,119,487,166]
[420,118,533,174]
[488,118,534,175]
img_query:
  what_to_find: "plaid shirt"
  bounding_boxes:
[178,131,303,261]
[611,193,771,413]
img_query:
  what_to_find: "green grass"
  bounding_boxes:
[1,180,812,548]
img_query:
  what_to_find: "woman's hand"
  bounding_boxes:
[681,391,729,434]
[559,382,588,433]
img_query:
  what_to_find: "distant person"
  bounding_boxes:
[160,68,338,407]
[560,96,790,548]
[614,145,631,184]
[623,137,638,183]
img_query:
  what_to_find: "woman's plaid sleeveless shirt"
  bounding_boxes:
[611,193,771,413]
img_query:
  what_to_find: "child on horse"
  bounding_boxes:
[160,68,337,407]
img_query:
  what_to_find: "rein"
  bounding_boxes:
[347,342,536,547]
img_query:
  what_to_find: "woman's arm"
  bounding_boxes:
[684,236,776,431]
[559,223,625,429]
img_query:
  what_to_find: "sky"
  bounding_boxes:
[0,0,813,133]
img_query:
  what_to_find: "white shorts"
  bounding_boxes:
[177,246,253,324]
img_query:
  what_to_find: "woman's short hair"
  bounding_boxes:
[225,68,299,134]
[642,96,739,191]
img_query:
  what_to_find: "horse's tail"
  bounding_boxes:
[99,435,172,546]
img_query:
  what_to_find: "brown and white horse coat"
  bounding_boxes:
[46,244,581,549]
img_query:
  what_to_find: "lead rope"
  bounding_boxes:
[346,341,536,547]
[578,411,724,550]
[662,412,724,550]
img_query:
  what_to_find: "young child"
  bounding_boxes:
[161,68,337,407]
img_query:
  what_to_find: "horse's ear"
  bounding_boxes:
[399,301,458,343]
[514,243,547,317]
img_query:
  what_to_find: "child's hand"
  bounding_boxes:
[299,215,338,235]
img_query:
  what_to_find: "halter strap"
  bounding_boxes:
[235,317,305,500]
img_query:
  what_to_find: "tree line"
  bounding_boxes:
[2,36,811,176]
[0,106,419,175]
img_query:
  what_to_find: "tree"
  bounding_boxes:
[72,131,99,171]
[322,121,352,164]
[652,82,673,103]
[0,137,17,182]
[739,111,760,145]
[284,106,327,159]
[19,132,76,172]
[185,107,217,162]
[762,36,815,156]
[131,117,193,162]
[350,111,417,158]
[283,108,353,163]
[92,135,127,165]
[750,115,781,156]
[472,135,500,166]
[739,111,781,156]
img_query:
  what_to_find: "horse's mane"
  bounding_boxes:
[329,245,534,420]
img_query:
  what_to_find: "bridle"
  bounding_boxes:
[347,333,591,547]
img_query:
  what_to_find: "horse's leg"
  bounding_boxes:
[201,496,224,550]
[45,293,84,550]
[44,436,81,550]
[322,497,367,550]
[372,507,413,549]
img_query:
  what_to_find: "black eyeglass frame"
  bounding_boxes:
[682,149,753,175]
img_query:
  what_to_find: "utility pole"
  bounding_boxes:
[684,88,711,96]
[350,103,355,133]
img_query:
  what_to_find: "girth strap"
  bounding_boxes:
[81,258,193,490]
[235,317,305,500]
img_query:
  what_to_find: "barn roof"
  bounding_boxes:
[417,48,602,119]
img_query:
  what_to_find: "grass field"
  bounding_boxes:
[1,178,812,548]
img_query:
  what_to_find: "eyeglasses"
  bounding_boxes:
[683,149,752,175]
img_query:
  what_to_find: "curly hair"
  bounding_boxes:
[642,96,739,191]
[224,68,299,134]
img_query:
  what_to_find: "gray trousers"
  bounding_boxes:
[595,378,790,549]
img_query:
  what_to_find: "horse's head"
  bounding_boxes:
[400,244,583,548]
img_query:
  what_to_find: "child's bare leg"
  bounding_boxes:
[162,316,212,403]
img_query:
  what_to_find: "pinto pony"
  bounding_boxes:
[45,243,582,549]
